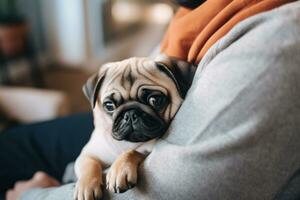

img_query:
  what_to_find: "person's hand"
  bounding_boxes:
[5,171,60,200]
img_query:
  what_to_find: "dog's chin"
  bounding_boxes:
[112,123,167,143]
[112,131,157,143]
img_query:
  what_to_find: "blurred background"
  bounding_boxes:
[0,0,176,127]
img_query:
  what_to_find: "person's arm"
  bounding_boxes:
[21,2,300,199]
[104,3,300,199]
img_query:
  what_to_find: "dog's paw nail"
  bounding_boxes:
[127,182,135,189]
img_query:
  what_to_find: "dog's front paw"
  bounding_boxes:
[74,176,102,200]
[106,153,138,193]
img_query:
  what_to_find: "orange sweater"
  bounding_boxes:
[161,0,294,65]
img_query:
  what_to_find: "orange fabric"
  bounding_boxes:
[161,0,294,65]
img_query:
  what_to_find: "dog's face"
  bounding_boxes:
[83,57,195,143]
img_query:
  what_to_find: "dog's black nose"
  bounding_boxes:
[124,110,140,122]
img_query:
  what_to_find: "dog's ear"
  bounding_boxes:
[155,55,196,98]
[83,70,106,108]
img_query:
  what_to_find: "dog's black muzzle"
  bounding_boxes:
[112,102,167,142]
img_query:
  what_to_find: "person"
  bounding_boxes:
[2,0,300,199]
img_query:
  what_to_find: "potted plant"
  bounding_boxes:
[0,0,28,58]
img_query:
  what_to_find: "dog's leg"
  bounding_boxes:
[106,149,145,193]
[74,155,103,200]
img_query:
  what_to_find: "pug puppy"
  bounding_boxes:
[74,56,195,200]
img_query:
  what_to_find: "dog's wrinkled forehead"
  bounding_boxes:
[99,57,172,103]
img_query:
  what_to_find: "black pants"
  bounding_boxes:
[0,113,93,199]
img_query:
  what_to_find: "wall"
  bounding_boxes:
[20,0,171,70]
[41,0,88,67]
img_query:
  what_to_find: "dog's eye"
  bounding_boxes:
[103,101,116,112]
[148,95,167,112]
